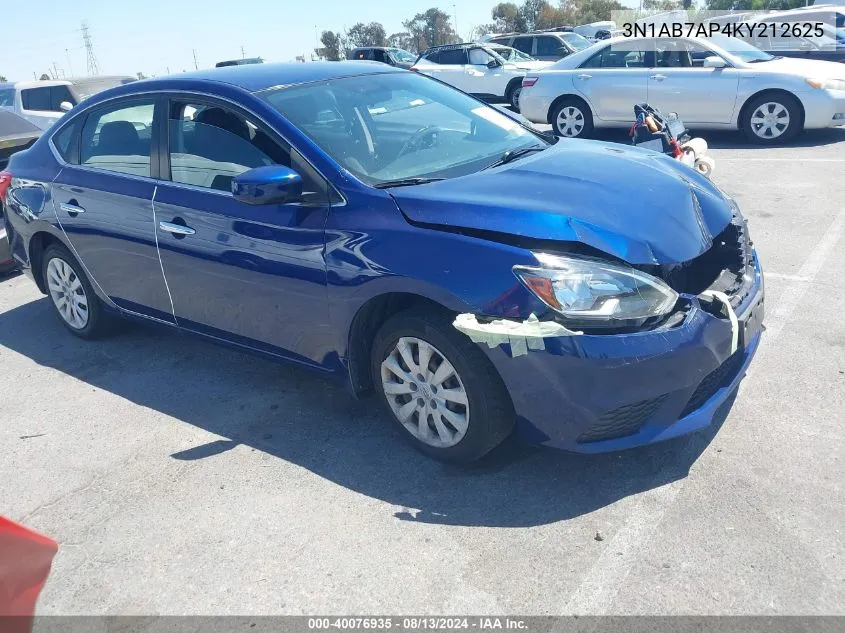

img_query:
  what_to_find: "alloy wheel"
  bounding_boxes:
[556,105,585,137]
[750,102,790,140]
[46,257,89,329]
[380,336,469,448]
[511,86,522,110]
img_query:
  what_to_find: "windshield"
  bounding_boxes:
[0,88,14,107]
[490,46,535,62]
[263,72,548,186]
[704,34,775,62]
[389,49,416,64]
[561,32,591,50]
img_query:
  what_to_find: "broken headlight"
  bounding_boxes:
[513,253,679,328]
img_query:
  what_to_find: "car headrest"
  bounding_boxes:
[97,121,140,154]
[194,107,249,139]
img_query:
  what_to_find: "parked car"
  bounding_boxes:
[485,44,550,69]
[0,110,42,273]
[412,43,552,109]
[739,20,845,63]
[216,57,265,68]
[347,47,417,69]
[519,35,845,144]
[486,30,592,61]
[0,76,136,130]
[1,62,764,463]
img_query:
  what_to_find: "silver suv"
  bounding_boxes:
[486,31,592,61]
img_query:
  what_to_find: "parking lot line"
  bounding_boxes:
[563,204,845,615]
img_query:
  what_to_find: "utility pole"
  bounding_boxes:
[52,62,59,79]
[192,49,199,70]
[65,48,74,78]
[81,20,100,76]
[453,4,459,41]
[240,45,245,59]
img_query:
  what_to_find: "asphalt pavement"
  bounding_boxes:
[1,126,843,616]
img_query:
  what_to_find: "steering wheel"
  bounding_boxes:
[397,126,441,159]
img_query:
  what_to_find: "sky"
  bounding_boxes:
[1,0,552,81]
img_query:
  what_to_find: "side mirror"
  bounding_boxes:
[59,101,73,112]
[232,165,303,205]
[487,59,500,69]
[703,56,727,69]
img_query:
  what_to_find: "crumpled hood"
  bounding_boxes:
[389,139,735,265]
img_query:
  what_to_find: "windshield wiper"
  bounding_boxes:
[373,177,445,189]
[483,146,547,170]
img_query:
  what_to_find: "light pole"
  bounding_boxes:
[453,4,459,41]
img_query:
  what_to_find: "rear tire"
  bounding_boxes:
[507,82,523,111]
[550,97,594,139]
[42,243,110,339]
[741,93,802,145]
[371,309,514,464]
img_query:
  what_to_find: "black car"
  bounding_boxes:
[347,47,417,69]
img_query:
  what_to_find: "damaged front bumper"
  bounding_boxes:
[477,250,764,453]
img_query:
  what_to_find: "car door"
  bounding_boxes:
[647,39,740,124]
[151,96,331,364]
[511,36,534,58]
[534,35,569,61]
[465,47,509,97]
[428,48,471,91]
[50,97,176,322]
[573,43,651,122]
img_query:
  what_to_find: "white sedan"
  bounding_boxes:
[519,34,845,144]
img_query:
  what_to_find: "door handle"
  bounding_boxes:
[59,202,85,215]
[576,74,592,80]
[159,221,195,236]
[650,74,667,81]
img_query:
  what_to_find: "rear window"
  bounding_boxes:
[52,122,79,164]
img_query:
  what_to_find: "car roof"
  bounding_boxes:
[11,80,72,89]
[153,61,404,92]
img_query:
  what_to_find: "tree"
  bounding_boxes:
[315,30,345,61]
[519,0,554,31]
[39,73,51,80]
[136,72,147,80]
[403,8,459,53]
[567,0,627,26]
[346,22,388,48]
[0,75,6,82]
[643,0,683,10]
[490,2,524,32]
[703,0,805,8]
[387,32,415,51]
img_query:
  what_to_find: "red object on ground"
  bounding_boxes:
[0,516,58,632]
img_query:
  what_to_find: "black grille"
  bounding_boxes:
[680,351,744,418]
[578,395,668,443]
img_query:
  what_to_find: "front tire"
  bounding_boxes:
[42,243,110,339]
[371,309,514,464]
[551,98,593,139]
[741,93,802,145]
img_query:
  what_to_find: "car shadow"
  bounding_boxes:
[0,297,737,528]
[587,126,845,149]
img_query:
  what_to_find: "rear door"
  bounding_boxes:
[50,96,175,322]
[151,96,331,363]
[573,42,651,122]
[427,48,471,91]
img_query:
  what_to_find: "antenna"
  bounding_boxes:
[81,20,100,76]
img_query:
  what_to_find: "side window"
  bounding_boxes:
[536,36,563,57]
[52,121,80,164]
[655,40,696,68]
[49,86,74,110]
[21,87,51,111]
[80,100,154,177]
[438,48,468,65]
[372,49,387,63]
[468,48,494,65]
[167,100,325,203]
[581,47,648,69]
[423,51,440,64]
[512,36,533,54]
[352,49,370,61]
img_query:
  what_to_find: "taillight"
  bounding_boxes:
[522,76,539,88]
[0,171,11,204]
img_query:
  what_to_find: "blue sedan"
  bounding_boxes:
[0,62,764,463]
